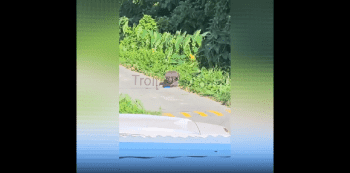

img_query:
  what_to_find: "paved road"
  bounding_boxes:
[119,65,231,131]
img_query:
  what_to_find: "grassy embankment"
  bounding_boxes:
[118,15,231,113]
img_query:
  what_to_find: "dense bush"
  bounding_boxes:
[119,0,231,74]
[138,14,158,32]
[155,16,171,33]
[197,0,230,73]
[119,48,168,77]
[119,15,208,67]
[188,67,231,104]
[119,16,133,41]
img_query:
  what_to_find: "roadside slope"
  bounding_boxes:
[119,64,231,130]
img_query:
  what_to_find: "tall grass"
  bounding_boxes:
[119,93,162,115]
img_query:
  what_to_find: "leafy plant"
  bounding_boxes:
[119,16,133,41]
[197,0,231,72]
[119,14,205,63]
[119,48,167,76]
[169,53,186,65]
[156,16,171,33]
[138,14,158,32]
[184,66,231,105]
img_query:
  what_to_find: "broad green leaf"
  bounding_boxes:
[201,31,210,37]
[135,26,143,39]
[194,30,201,38]
[214,45,220,54]
[171,53,179,59]
[222,52,228,60]
[181,31,187,38]
[141,29,148,39]
[175,36,183,53]
[212,32,219,39]
[193,47,199,53]
[183,35,191,52]
[180,55,186,59]
[193,33,203,47]
[175,30,181,37]
[122,23,129,35]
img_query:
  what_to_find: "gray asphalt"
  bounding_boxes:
[119,64,231,130]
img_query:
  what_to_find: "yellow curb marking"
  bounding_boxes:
[193,111,208,117]
[225,109,231,113]
[207,110,223,116]
[180,112,191,117]
[163,113,175,117]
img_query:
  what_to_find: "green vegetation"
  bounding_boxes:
[119,93,163,115]
[119,14,231,107]
[120,0,231,72]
